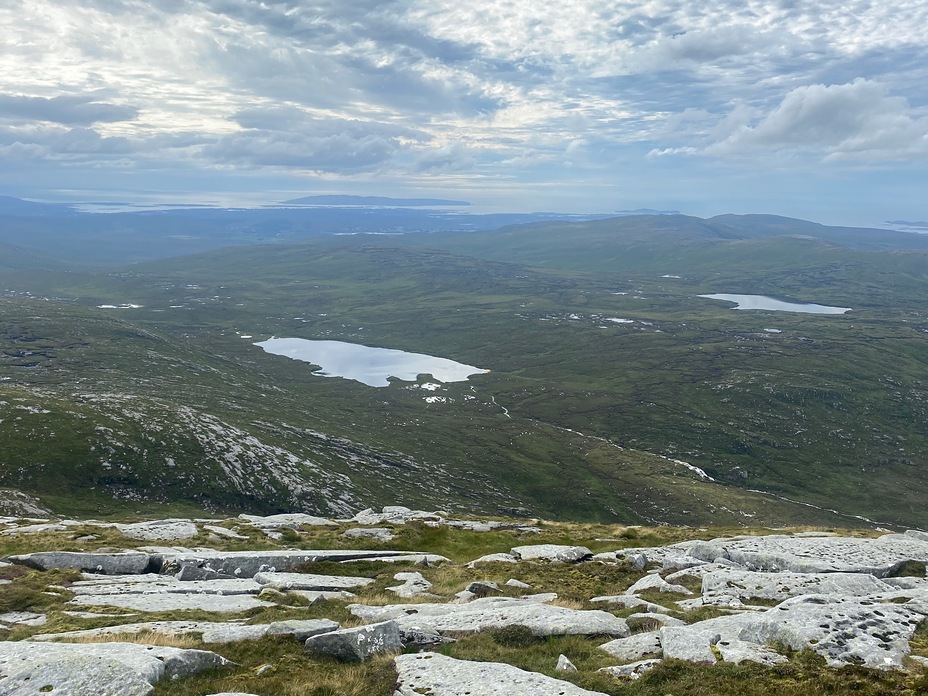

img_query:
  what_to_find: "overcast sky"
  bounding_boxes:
[1,0,927,223]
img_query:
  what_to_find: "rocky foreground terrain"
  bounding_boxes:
[3,509,928,695]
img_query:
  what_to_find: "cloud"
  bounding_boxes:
[703,79,928,160]
[204,110,426,171]
[0,94,138,126]
[412,142,477,173]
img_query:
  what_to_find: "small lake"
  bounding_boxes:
[254,337,489,387]
[698,294,852,314]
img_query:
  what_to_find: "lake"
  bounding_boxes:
[254,337,489,387]
[698,294,852,314]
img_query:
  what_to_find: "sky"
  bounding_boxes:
[1,0,927,224]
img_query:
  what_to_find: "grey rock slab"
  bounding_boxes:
[30,620,260,644]
[68,593,274,613]
[590,595,670,612]
[511,544,592,562]
[598,659,662,680]
[626,573,693,595]
[599,632,663,662]
[701,569,895,601]
[5,551,151,575]
[627,612,686,629]
[238,513,337,528]
[116,520,198,541]
[716,638,788,665]
[394,652,609,696]
[505,578,531,589]
[350,597,629,637]
[154,549,418,577]
[341,553,449,565]
[202,525,249,540]
[68,577,260,596]
[342,527,395,541]
[686,534,928,576]
[737,595,924,669]
[253,571,374,591]
[304,620,402,662]
[0,655,155,696]
[0,641,230,686]
[556,654,578,672]
[660,626,717,663]
[0,611,46,627]
[466,553,517,567]
[387,571,433,598]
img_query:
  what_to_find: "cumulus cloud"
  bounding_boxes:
[703,79,928,160]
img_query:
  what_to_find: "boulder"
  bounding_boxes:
[304,620,402,662]
[394,652,609,696]
[556,654,578,672]
[465,581,501,598]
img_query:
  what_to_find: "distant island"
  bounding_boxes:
[280,195,471,207]
[614,208,680,215]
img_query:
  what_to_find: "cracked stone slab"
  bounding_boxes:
[116,520,198,541]
[68,577,262,596]
[253,571,373,591]
[238,513,337,529]
[686,534,928,576]
[394,652,609,696]
[350,597,629,637]
[153,549,421,577]
[29,619,339,644]
[5,551,151,575]
[68,593,274,613]
[701,569,895,601]
[660,626,717,663]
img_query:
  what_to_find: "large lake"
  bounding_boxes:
[254,337,489,387]
[698,294,852,314]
